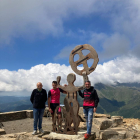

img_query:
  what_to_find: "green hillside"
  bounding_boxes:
[0,82,140,118]
[94,83,140,118]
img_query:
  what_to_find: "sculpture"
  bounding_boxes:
[53,44,99,135]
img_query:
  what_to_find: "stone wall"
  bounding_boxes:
[0,110,33,122]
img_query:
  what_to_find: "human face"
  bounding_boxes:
[37,83,42,91]
[85,82,91,89]
[52,83,57,89]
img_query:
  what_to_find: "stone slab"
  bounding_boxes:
[94,113,111,119]
[0,111,27,122]
[93,118,113,130]
[46,132,83,140]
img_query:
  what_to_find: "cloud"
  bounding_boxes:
[1,0,140,46]
[54,0,140,61]
[0,0,103,45]
[55,32,131,62]
[98,33,131,61]
[54,45,75,60]
[0,56,140,96]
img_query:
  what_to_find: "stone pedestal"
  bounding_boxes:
[45,131,96,140]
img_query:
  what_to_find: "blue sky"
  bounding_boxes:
[0,0,140,95]
[0,11,111,70]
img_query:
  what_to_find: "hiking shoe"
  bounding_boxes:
[84,133,90,139]
[39,128,44,134]
[32,130,37,135]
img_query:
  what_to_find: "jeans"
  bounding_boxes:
[83,108,94,135]
[33,108,45,131]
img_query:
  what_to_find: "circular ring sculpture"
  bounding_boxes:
[54,44,99,135]
[69,44,99,75]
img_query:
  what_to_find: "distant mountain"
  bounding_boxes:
[93,82,140,118]
[0,96,32,112]
[0,82,140,118]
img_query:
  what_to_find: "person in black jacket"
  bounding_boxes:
[79,80,99,139]
[30,82,47,135]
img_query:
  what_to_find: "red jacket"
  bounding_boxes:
[79,86,99,108]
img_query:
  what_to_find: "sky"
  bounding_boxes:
[0,0,140,96]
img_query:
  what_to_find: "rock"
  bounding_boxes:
[111,116,123,119]
[111,117,123,127]
[46,132,83,140]
[92,118,113,138]
[87,133,96,140]
[0,122,4,128]
[100,129,126,140]
[126,130,135,139]
[26,110,33,118]
[15,134,42,140]
[78,122,86,130]
[100,130,118,140]
[117,130,126,138]
[94,113,111,119]
[78,107,86,122]
[0,128,6,135]
[78,129,87,135]
[93,118,113,130]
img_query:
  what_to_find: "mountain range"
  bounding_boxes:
[0,82,140,118]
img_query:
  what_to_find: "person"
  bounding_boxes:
[48,81,66,122]
[30,82,47,135]
[78,80,99,139]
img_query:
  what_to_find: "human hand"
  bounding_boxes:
[49,108,52,113]
[57,76,61,85]
[93,108,96,113]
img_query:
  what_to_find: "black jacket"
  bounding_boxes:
[30,88,47,108]
[79,86,99,108]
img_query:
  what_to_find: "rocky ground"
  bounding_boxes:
[2,117,52,134]
[1,108,140,140]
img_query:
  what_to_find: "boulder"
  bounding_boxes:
[100,129,126,140]
[111,116,123,127]
[93,118,113,130]
[126,130,135,139]
[92,118,113,138]
[78,122,86,130]
[78,107,86,122]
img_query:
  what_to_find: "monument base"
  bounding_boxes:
[46,130,96,140]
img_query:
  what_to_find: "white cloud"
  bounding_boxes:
[1,0,140,45]
[54,0,140,61]
[99,33,131,61]
[0,56,140,96]
[0,0,102,44]
[55,32,131,61]
[54,44,77,60]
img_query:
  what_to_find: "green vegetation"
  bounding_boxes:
[0,82,140,118]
